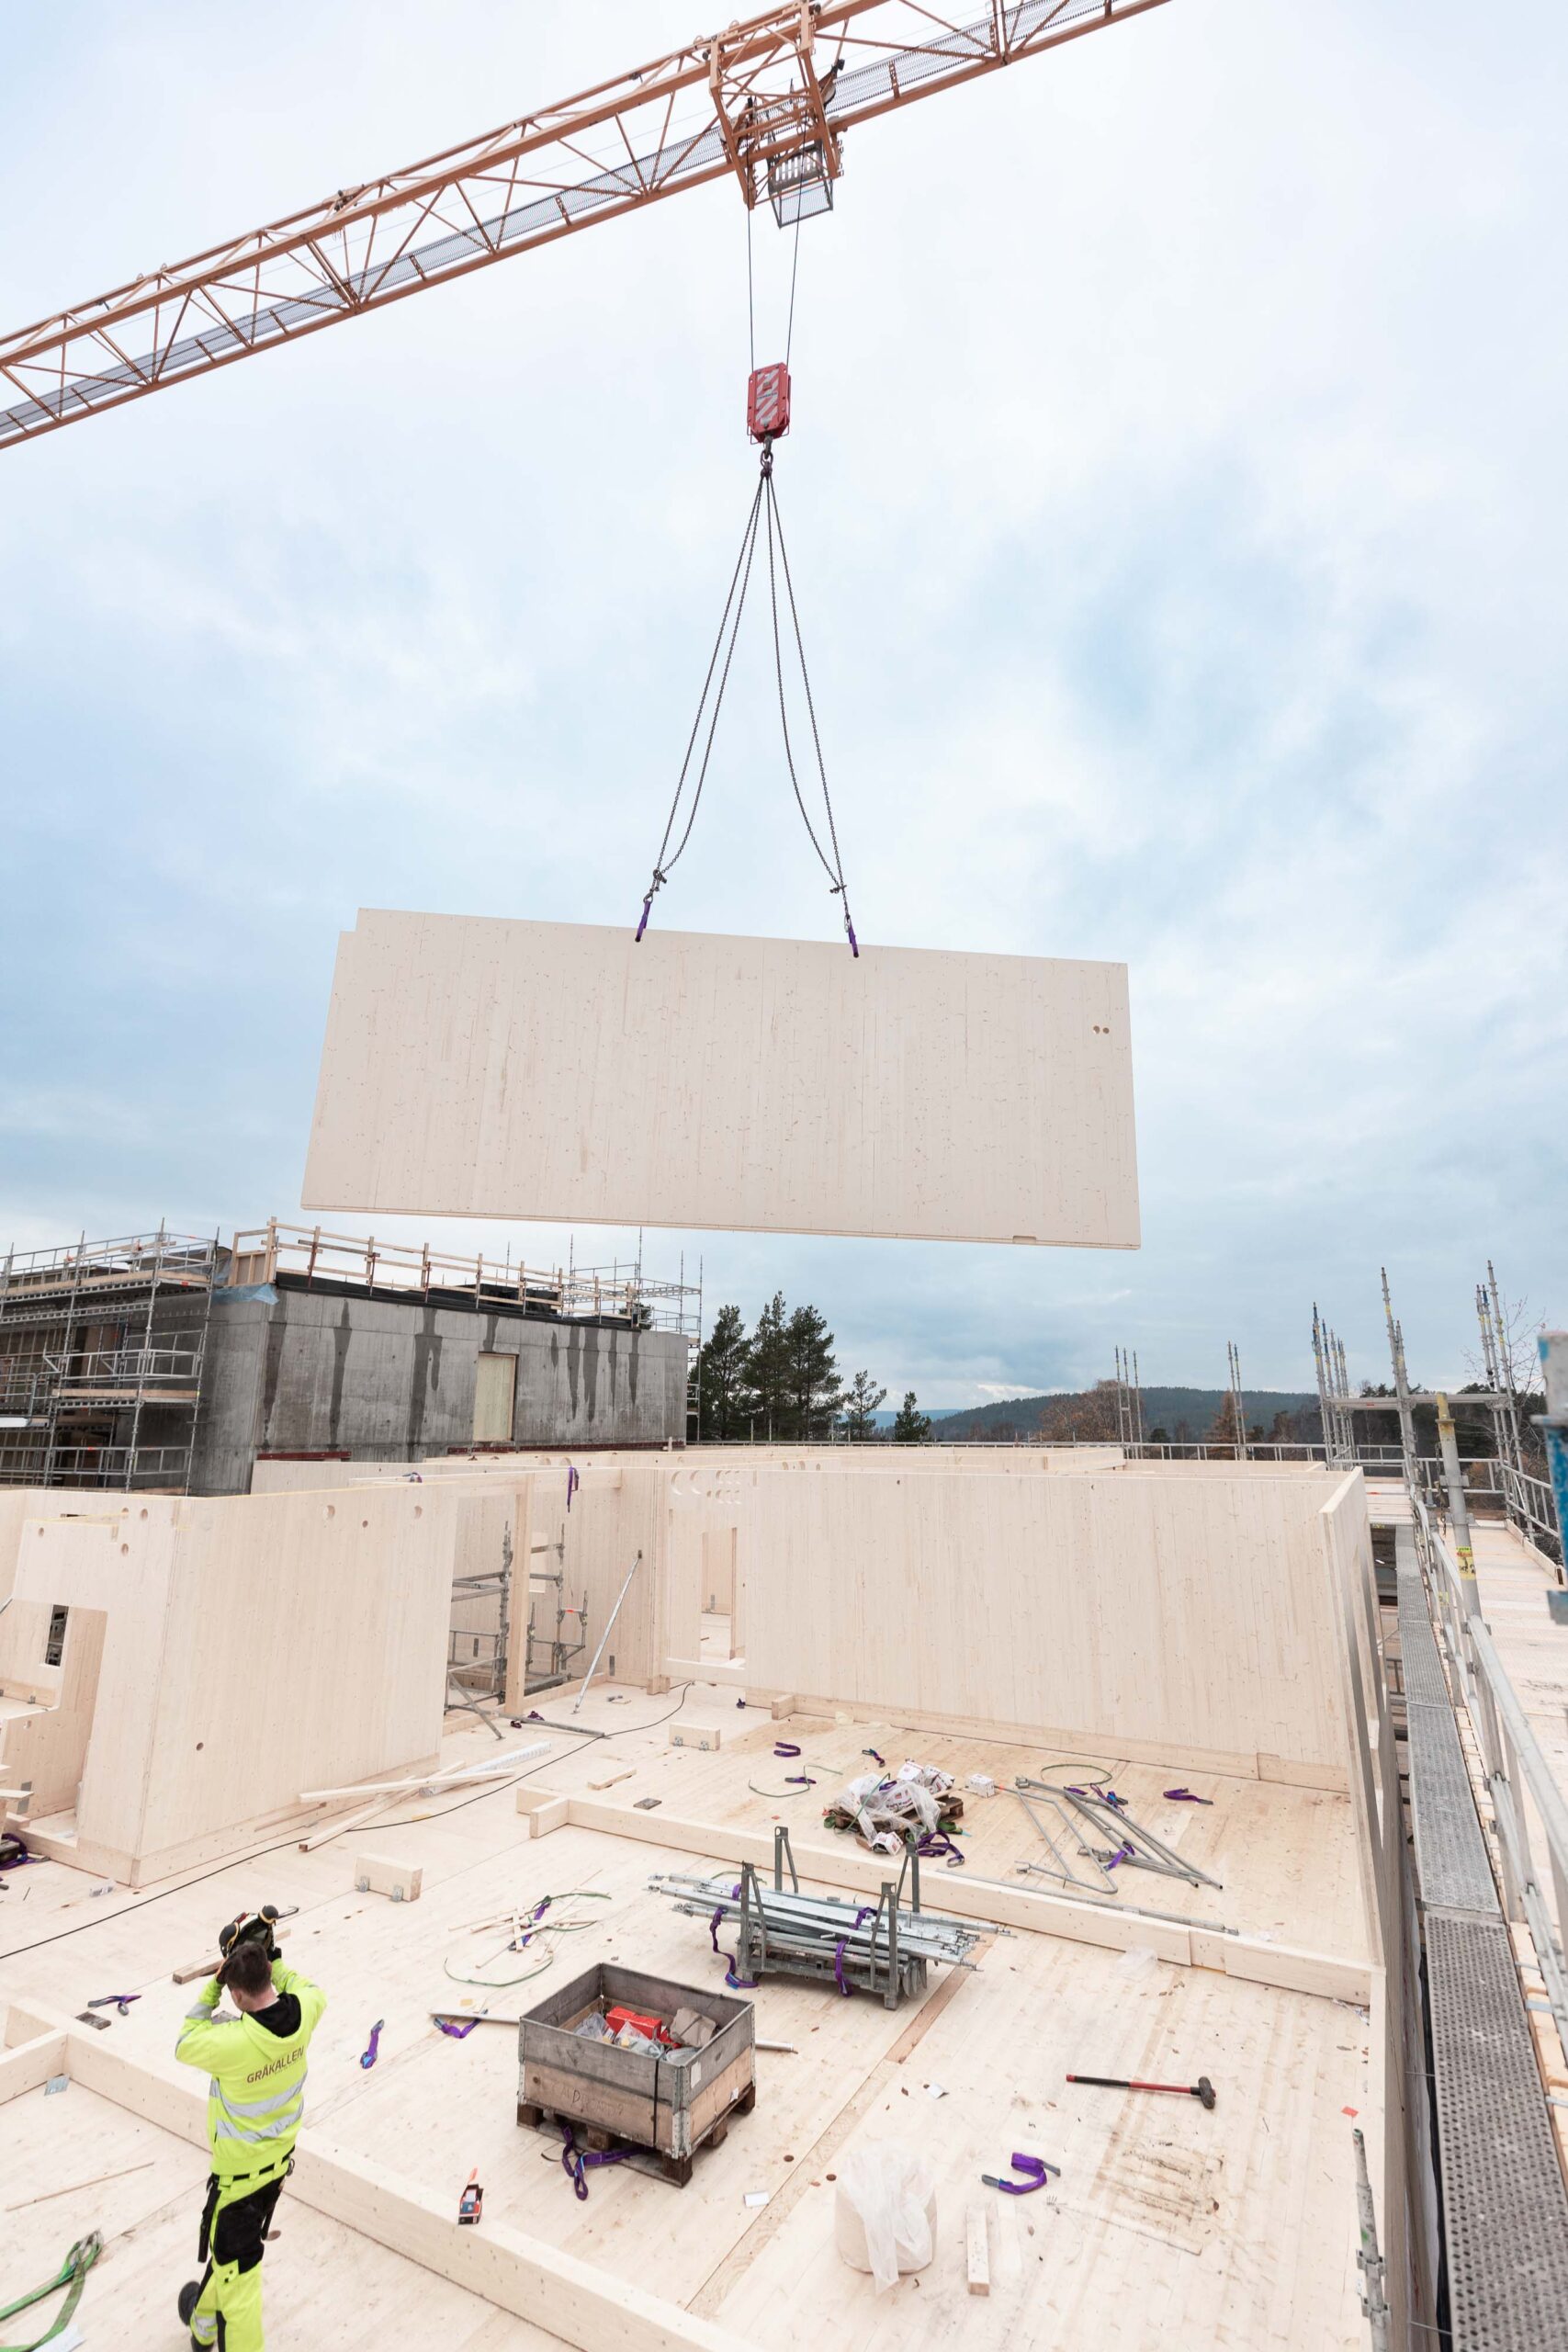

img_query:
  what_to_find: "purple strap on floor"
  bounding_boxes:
[863,1747,885,1767]
[1164,1787,1213,1804]
[773,1742,802,1758]
[1104,1842,1134,1870]
[724,1961,759,1988]
[436,2016,481,2040]
[991,2153,1055,2195]
[785,1774,816,1787]
[560,2122,636,2201]
[918,1831,964,1865]
[359,2020,383,2069]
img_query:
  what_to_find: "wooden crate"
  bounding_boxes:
[516,1962,755,2186]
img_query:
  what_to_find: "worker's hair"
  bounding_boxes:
[224,1939,274,2000]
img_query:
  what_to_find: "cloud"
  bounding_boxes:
[1,0,1564,1408]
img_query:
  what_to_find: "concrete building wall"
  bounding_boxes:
[185,1283,689,1494]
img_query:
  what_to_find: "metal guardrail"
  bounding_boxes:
[1413,1491,1568,2050]
[0,1442,194,1489]
[0,1229,217,1298]
[230,1218,702,1340]
[1496,1457,1563,1566]
[47,1343,204,1388]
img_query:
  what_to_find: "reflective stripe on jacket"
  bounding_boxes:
[175,1963,327,2181]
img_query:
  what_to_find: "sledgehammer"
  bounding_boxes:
[1067,2072,1216,2110]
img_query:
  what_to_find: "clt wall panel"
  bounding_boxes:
[302,912,1139,1248]
[740,1468,1357,1781]
[10,1489,457,1882]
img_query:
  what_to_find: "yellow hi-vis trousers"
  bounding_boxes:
[190,2166,287,2351]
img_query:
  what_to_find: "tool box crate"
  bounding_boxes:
[516,1962,755,2186]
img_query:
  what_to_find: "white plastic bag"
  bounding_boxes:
[834,2143,939,2290]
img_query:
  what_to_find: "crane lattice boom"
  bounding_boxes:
[0,0,1167,452]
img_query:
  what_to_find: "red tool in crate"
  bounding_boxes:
[605,2004,678,2048]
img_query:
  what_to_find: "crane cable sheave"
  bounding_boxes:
[708,3,845,221]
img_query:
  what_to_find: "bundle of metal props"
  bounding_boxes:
[1012,1778,1224,1898]
[649,1826,985,2010]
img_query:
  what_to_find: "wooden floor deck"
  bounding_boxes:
[1,1682,1375,2352]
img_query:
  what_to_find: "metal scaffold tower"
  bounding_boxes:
[0,1226,220,1491]
[1226,1340,1248,1462]
[1111,1344,1145,1452]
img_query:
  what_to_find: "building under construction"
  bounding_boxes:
[0,1221,698,1493]
[2,8,1566,2352]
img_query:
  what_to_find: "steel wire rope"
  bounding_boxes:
[635,477,765,939]
[761,466,857,952]
[638,190,855,947]
[784,212,802,366]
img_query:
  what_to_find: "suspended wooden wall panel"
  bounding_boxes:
[301,912,1139,1247]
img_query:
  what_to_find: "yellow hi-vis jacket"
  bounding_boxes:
[175,1964,326,2182]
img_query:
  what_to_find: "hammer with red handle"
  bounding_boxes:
[1067,2072,1216,2110]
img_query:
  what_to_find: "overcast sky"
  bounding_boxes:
[2,1,1563,1408]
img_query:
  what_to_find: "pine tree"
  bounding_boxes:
[1033,1380,1122,1443]
[744,1292,794,1440]
[1206,1391,1244,1457]
[784,1304,844,1438]
[891,1391,932,1443]
[840,1369,887,1442]
[697,1304,750,1439]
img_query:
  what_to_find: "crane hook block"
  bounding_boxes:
[747,361,791,444]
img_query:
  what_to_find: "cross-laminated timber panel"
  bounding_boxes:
[3,1487,458,1883]
[738,1467,1362,1787]
[301,912,1139,1248]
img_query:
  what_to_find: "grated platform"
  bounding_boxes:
[1397,1565,1500,1917]
[1427,1911,1568,2346]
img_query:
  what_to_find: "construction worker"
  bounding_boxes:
[174,1911,326,2350]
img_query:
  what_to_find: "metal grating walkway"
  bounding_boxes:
[1427,1913,1568,2346]
[1398,1563,1501,1916]
[1391,1531,1568,2347]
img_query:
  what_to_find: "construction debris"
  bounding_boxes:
[823,1761,963,1858]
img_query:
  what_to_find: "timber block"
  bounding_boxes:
[515,1792,569,1838]
[353,1852,423,1904]
[966,2205,990,2296]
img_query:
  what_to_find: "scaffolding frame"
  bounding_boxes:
[0,1224,220,1492]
